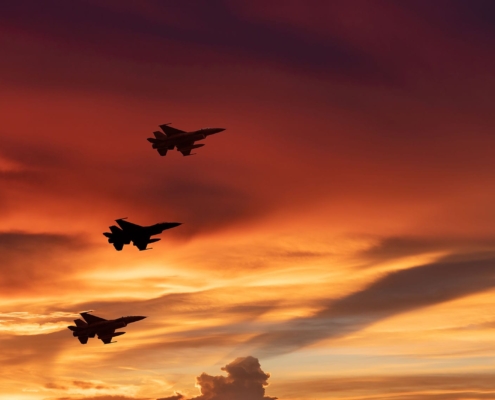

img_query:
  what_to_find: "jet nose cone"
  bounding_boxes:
[208,128,225,135]
[163,222,182,229]
[159,222,182,230]
[127,316,146,323]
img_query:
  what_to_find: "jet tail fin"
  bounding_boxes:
[109,225,123,235]
[153,131,167,139]
[74,319,87,328]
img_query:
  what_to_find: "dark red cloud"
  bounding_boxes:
[158,394,185,400]
[0,0,381,85]
[0,232,92,295]
[54,397,150,400]
[2,0,495,244]
[159,356,276,400]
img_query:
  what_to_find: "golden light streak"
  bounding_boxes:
[0,312,80,335]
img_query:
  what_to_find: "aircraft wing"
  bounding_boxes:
[179,148,192,156]
[132,236,151,251]
[176,141,197,157]
[97,329,116,344]
[80,312,107,324]
[159,124,185,136]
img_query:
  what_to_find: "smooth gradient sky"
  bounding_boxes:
[1,1,495,399]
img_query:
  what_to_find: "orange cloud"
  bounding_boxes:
[1,1,495,399]
[246,250,495,356]
[159,356,277,400]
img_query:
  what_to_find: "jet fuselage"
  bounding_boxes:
[152,128,225,149]
[68,316,145,340]
[143,222,180,236]
[103,219,181,251]
[147,125,226,156]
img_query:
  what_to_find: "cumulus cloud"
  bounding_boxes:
[159,356,277,400]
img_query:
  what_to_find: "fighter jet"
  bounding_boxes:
[147,123,226,156]
[67,312,146,344]
[103,218,181,251]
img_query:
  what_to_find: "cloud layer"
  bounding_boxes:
[1,1,495,399]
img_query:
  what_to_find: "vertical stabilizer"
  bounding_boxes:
[153,131,167,139]
[74,319,87,327]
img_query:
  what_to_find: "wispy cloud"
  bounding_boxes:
[1,1,495,399]
[247,251,495,356]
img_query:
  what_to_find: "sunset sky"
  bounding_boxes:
[1,1,495,399]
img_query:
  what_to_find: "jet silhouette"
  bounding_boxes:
[103,218,181,251]
[147,123,225,156]
[67,312,146,344]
